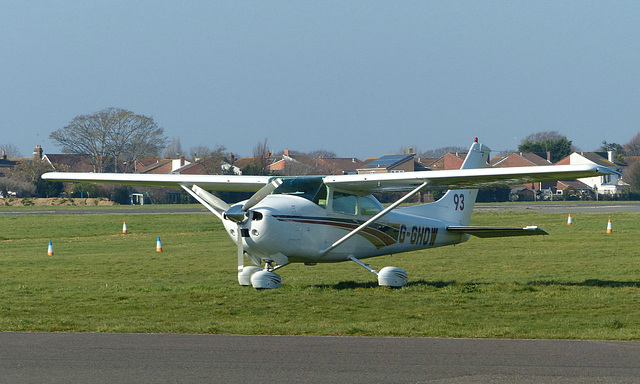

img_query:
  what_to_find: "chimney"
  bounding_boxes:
[547,151,552,163]
[284,149,290,157]
[607,151,614,163]
[33,145,43,159]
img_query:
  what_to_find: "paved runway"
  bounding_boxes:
[2,333,639,383]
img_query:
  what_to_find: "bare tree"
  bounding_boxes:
[189,145,214,161]
[188,144,228,174]
[623,132,640,156]
[0,143,23,158]
[280,150,340,176]
[50,108,168,173]
[624,159,640,192]
[163,137,183,158]
[253,138,270,168]
[418,146,467,158]
[242,139,271,175]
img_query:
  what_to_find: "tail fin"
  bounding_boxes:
[399,139,490,225]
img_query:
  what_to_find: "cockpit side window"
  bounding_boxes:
[332,191,358,215]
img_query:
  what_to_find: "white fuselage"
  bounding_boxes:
[222,194,469,266]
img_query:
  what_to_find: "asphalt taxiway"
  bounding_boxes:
[2,333,639,383]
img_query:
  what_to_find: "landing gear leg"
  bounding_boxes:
[347,255,408,287]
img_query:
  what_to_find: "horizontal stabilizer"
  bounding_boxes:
[447,225,548,238]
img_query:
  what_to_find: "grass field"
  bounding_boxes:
[1,206,639,339]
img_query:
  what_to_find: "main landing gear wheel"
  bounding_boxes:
[347,256,408,288]
[378,266,408,288]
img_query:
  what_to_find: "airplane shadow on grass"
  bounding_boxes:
[529,279,640,288]
[314,280,462,290]
[313,279,640,290]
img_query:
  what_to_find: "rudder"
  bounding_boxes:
[399,139,490,225]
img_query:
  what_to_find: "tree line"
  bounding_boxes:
[3,107,640,199]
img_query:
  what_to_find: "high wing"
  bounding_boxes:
[41,172,271,192]
[43,164,617,194]
[324,164,618,194]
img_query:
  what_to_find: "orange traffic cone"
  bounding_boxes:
[156,237,163,252]
[606,219,612,234]
[47,240,54,256]
[567,214,573,225]
[122,221,128,234]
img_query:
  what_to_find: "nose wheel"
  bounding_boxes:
[238,260,283,289]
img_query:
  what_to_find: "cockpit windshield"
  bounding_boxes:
[271,177,328,207]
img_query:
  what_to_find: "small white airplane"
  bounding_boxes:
[43,139,616,289]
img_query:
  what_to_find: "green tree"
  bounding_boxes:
[34,177,63,198]
[518,131,572,163]
[600,141,625,155]
[111,186,131,205]
[70,182,100,198]
[8,159,66,197]
[8,158,55,184]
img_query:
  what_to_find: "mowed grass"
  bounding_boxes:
[0,207,639,339]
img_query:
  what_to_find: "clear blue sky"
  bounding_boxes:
[2,1,639,159]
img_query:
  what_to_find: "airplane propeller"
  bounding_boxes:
[224,179,283,223]
[190,179,282,271]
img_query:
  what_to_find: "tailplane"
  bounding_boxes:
[399,138,490,225]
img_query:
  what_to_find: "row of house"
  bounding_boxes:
[0,144,629,201]
[352,149,626,200]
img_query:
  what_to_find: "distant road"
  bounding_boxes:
[475,202,640,213]
[1,333,639,384]
[0,206,208,215]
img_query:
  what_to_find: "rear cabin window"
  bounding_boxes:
[360,195,382,216]
[331,192,382,216]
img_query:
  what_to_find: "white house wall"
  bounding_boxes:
[569,153,619,194]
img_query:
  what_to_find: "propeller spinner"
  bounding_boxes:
[225,179,283,223]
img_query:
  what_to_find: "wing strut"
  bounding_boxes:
[180,184,227,220]
[320,181,428,257]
